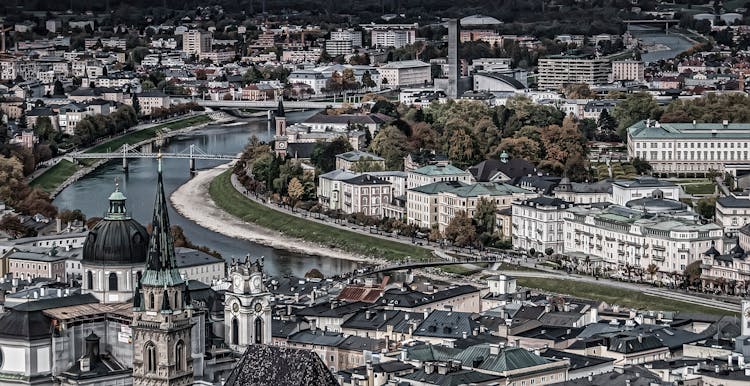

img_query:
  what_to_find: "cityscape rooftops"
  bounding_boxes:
[628,120,750,139]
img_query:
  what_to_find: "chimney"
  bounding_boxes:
[588,373,593,382]
[637,335,643,343]
[365,310,372,320]
[715,365,720,374]
[723,119,729,128]
[400,348,407,361]
[489,344,500,355]
[462,331,468,339]
[437,364,449,375]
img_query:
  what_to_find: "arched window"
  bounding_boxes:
[175,340,184,372]
[254,317,263,344]
[108,272,118,291]
[174,292,179,309]
[144,342,157,373]
[86,271,93,290]
[149,293,155,310]
[231,318,239,345]
[136,271,142,285]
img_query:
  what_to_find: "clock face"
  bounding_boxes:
[233,276,243,292]
[252,276,261,291]
[254,302,263,313]
[276,141,287,149]
[232,302,240,314]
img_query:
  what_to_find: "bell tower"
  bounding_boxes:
[224,256,272,352]
[132,155,194,386]
[274,99,288,157]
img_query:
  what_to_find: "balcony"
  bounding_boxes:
[677,248,690,253]
[652,255,665,262]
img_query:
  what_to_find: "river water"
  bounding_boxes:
[54,111,361,277]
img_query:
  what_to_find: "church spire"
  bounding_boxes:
[141,154,183,287]
[276,98,285,117]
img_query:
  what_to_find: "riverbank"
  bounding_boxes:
[170,164,379,264]
[31,114,218,196]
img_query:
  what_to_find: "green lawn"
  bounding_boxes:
[209,170,433,261]
[86,115,212,154]
[681,182,716,195]
[30,160,79,192]
[516,276,734,316]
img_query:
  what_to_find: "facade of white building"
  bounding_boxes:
[563,205,723,275]
[627,120,750,176]
[512,197,573,254]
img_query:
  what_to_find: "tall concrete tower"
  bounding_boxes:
[447,19,460,99]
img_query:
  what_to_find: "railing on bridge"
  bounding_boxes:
[70,144,239,171]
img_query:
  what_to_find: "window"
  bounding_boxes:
[255,317,263,344]
[145,342,157,373]
[87,271,93,290]
[108,272,118,291]
[175,340,185,372]
[149,293,155,309]
[231,317,239,345]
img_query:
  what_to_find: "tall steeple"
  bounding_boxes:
[132,154,194,386]
[141,154,182,285]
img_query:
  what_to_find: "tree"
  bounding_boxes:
[612,92,661,139]
[34,116,55,142]
[632,157,652,175]
[647,263,659,282]
[443,211,476,247]
[59,209,86,224]
[473,198,496,234]
[305,268,324,279]
[310,136,353,172]
[695,197,716,219]
[53,80,65,96]
[684,261,702,288]
[369,126,409,170]
[287,177,304,209]
[545,248,554,257]
[597,109,617,132]
[132,93,141,116]
[361,70,376,89]
[562,83,594,99]
[0,215,32,238]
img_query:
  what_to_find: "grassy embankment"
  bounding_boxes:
[30,160,78,192]
[30,115,213,193]
[208,170,433,261]
[516,276,734,316]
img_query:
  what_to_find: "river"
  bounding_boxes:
[53,111,362,277]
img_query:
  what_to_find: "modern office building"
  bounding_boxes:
[183,29,212,55]
[537,56,611,90]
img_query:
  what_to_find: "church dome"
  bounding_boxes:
[82,183,149,266]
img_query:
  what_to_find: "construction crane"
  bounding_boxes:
[1,24,12,53]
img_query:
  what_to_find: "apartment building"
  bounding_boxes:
[324,39,353,56]
[627,120,750,176]
[406,180,536,231]
[183,29,212,55]
[330,29,363,47]
[563,205,723,275]
[610,177,681,206]
[512,197,573,254]
[611,60,644,82]
[371,29,416,49]
[537,56,611,90]
[132,91,170,116]
[317,170,394,217]
[378,60,431,87]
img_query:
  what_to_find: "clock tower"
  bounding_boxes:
[274,99,288,157]
[224,256,272,352]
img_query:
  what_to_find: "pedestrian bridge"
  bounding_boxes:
[70,144,239,171]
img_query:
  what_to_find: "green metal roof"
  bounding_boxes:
[628,120,750,139]
[411,164,468,176]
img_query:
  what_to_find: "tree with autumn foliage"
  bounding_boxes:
[444,211,477,247]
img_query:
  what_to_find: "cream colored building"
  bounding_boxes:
[715,196,750,233]
[611,60,644,82]
[627,120,750,176]
[563,205,723,276]
[406,164,472,190]
[512,196,573,254]
[406,180,537,231]
[378,60,431,87]
[183,29,212,55]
